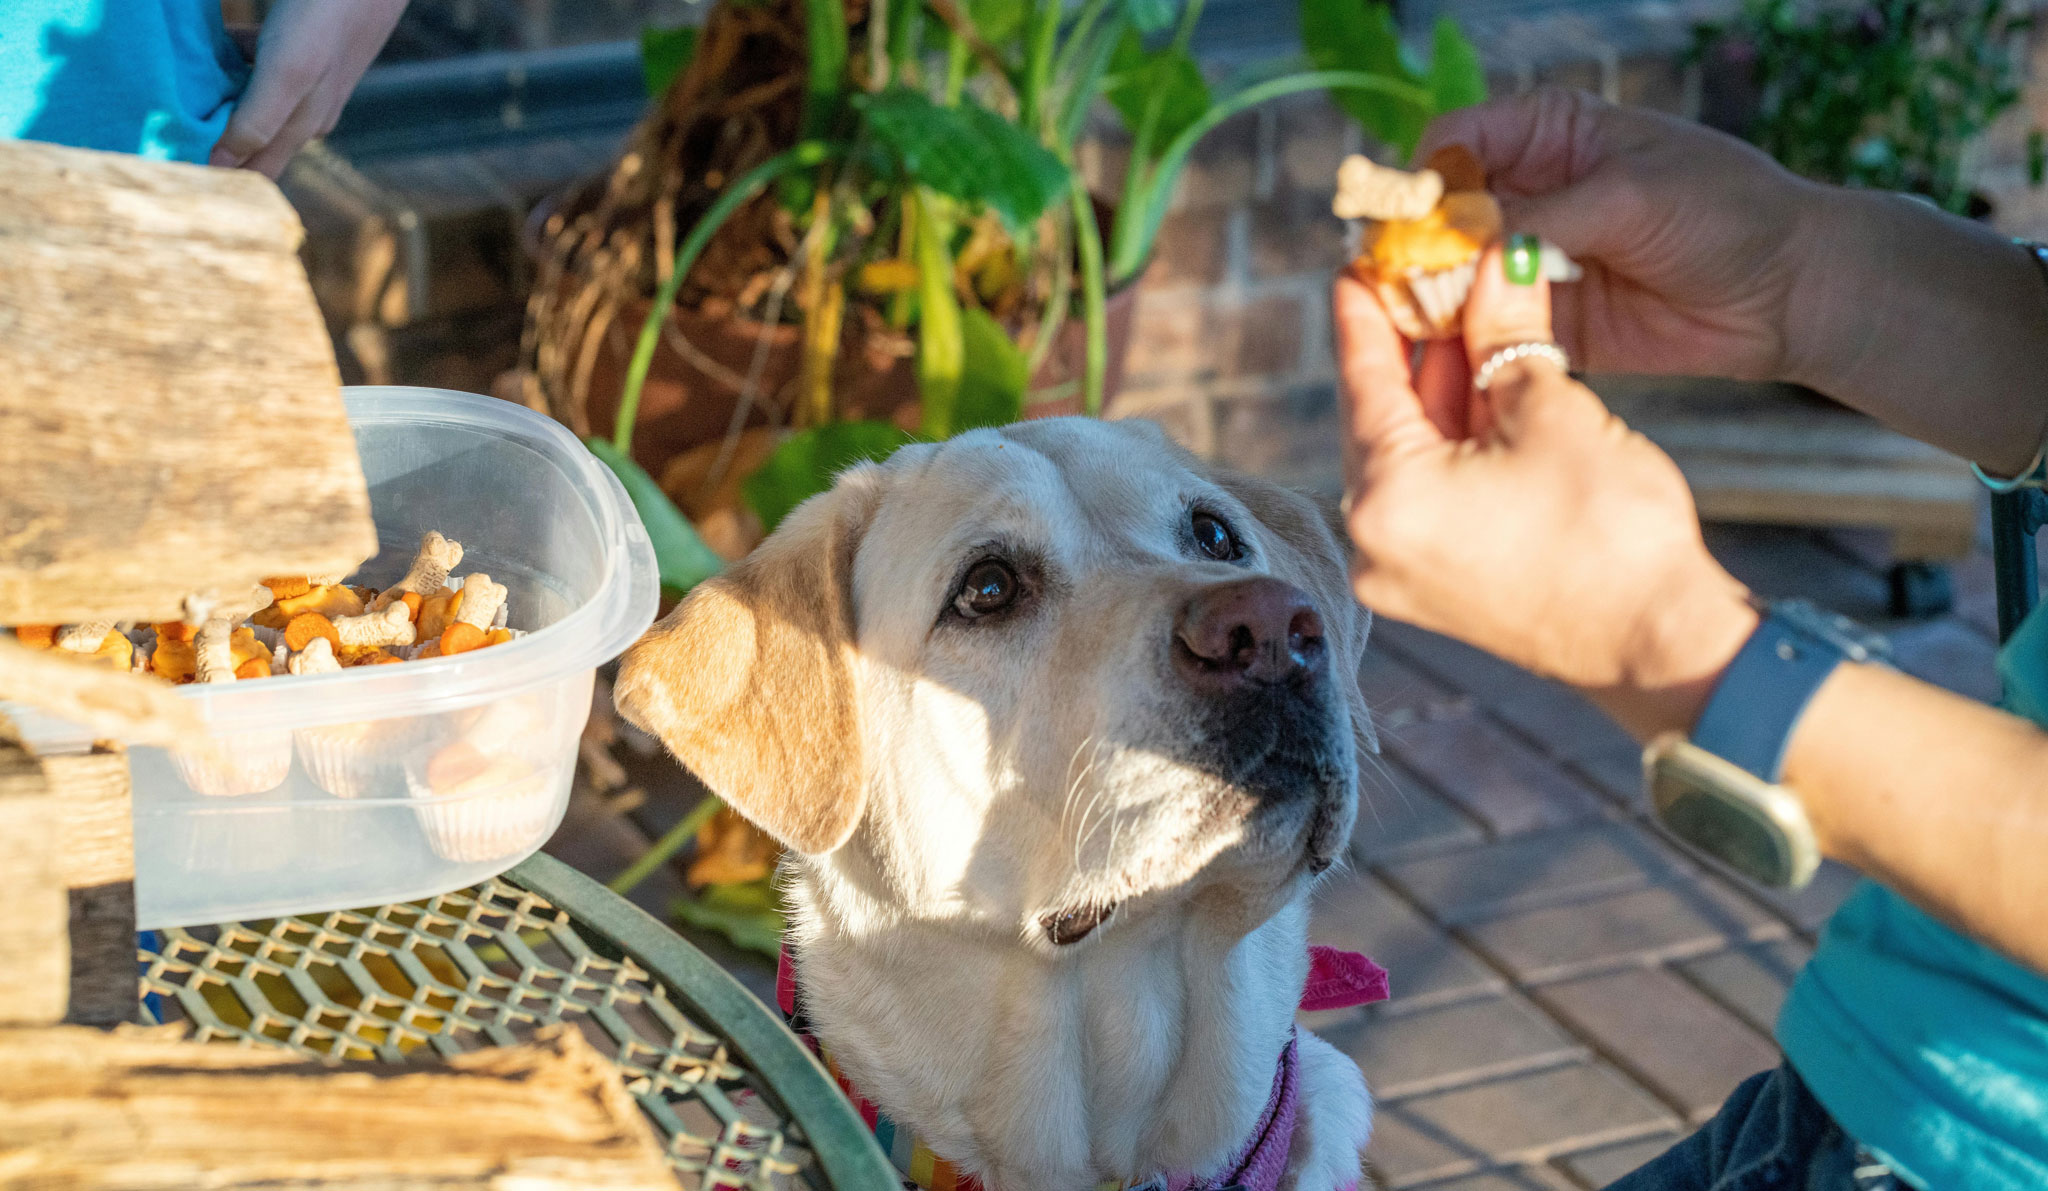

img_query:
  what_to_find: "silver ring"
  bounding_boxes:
[1473,342,1570,391]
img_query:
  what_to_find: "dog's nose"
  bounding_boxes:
[1173,576,1325,692]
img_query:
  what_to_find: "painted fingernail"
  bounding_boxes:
[1504,234,1540,286]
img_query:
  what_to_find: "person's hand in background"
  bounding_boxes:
[1336,247,1757,739]
[210,0,409,179]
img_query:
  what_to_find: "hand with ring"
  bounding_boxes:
[1335,238,1758,739]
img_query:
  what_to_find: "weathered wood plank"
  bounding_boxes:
[43,745,136,1026]
[0,139,377,626]
[0,636,200,747]
[0,737,67,1025]
[0,1022,678,1189]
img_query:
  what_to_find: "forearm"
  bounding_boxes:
[1787,187,2048,475]
[1785,663,2048,975]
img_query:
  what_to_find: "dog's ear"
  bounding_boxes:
[613,466,885,855]
[1210,469,1378,755]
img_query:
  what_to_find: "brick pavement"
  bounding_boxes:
[1306,510,2007,1190]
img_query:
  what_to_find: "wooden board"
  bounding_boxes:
[0,139,378,626]
[0,1022,678,1189]
[43,745,136,1027]
[0,636,200,747]
[1593,376,1982,561]
[0,737,66,1026]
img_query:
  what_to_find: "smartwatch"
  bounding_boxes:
[1642,599,1889,888]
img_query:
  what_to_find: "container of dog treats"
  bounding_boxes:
[6,388,658,928]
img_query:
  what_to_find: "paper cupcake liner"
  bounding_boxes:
[172,731,293,798]
[294,718,432,800]
[1402,258,1478,336]
[406,764,558,864]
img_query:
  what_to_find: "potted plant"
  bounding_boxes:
[1694,0,2042,215]
[551,0,1487,954]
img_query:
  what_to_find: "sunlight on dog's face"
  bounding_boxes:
[615,418,1372,953]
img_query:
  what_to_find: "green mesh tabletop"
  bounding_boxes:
[138,851,897,1191]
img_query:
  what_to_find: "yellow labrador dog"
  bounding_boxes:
[616,417,1379,1191]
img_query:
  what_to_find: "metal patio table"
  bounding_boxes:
[137,851,898,1191]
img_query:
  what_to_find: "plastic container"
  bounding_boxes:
[9,388,658,929]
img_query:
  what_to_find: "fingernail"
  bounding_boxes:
[1504,234,1540,286]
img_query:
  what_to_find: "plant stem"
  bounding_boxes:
[614,141,838,456]
[1021,0,1064,139]
[796,188,844,428]
[944,28,970,104]
[914,187,965,438]
[1069,178,1108,417]
[802,0,851,139]
[1109,70,1431,283]
[1023,214,1072,381]
[608,792,727,898]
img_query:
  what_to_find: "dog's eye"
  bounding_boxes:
[1192,511,1241,561]
[955,559,1020,617]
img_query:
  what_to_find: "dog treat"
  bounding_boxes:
[333,603,416,650]
[1335,146,1502,340]
[371,532,464,612]
[407,695,556,862]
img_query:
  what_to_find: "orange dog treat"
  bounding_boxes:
[439,622,488,656]
[284,613,341,652]
[261,575,313,600]
[1334,147,1502,340]
[12,625,58,650]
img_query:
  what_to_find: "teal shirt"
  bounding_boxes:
[0,1,247,164]
[1777,603,2048,1188]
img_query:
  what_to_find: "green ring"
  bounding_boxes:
[1505,234,1541,286]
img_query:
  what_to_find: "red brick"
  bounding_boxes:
[1273,95,1356,196]
[1366,1062,1674,1185]
[1381,709,1606,837]
[1382,823,1693,926]
[1124,292,1219,383]
[1360,649,1456,715]
[1461,881,1787,983]
[1533,967,1781,1122]
[1168,110,1259,211]
[1328,993,1584,1098]
[1249,189,1349,280]
[1145,207,1233,287]
[1556,1132,1685,1187]
[1226,292,1307,378]
[1676,939,1813,1035]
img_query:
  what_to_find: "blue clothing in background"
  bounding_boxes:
[0,1,247,164]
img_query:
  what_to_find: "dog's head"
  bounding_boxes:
[615,417,1372,951]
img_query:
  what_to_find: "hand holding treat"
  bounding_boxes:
[1334,145,1503,340]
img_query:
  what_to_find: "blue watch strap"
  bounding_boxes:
[1690,607,1847,782]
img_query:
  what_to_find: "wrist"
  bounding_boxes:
[1585,567,1759,742]
[1779,183,1892,395]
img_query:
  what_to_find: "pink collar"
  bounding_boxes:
[777,943,1388,1191]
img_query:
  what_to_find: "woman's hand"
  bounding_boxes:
[1419,88,1827,384]
[1424,88,2048,474]
[210,0,409,178]
[1337,248,1757,738]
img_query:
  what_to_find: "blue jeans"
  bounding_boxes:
[1606,1066,1909,1191]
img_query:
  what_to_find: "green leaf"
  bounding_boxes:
[911,189,965,438]
[1105,32,1212,158]
[584,437,724,597]
[741,421,917,533]
[673,877,784,958]
[854,88,1072,232]
[1425,15,1485,116]
[1299,0,1427,158]
[639,25,699,98]
[967,0,1029,44]
[956,307,1028,432]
